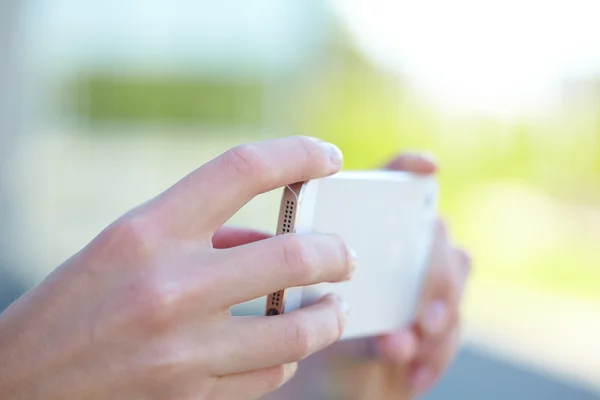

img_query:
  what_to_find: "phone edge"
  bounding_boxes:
[265,181,307,316]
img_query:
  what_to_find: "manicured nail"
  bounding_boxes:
[423,301,448,336]
[411,366,435,392]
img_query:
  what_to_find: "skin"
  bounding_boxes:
[0,136,470,400]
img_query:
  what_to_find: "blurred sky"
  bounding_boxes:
[334,0,600,118]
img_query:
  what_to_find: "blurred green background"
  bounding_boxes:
[3,0,599,398]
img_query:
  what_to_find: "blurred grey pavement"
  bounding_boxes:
[424,346,599,400]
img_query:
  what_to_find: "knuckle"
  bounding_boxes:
[108,213,161,260]
[128,276,181,333]
[224,144,271,182]
[281,236,318,282]
[286,317,315,360]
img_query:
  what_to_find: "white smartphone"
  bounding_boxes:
[265,170,437,340]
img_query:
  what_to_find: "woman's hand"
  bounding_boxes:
[0,137,355,400]
[375,153,472,398]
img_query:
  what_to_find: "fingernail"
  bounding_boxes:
[328,144,344,166]
[423,301,448,336]
[332,295,349,316]
[410,366,435,392]
[346,249,357,280]
[284,362,298,376]
[341,300,349,316]
[281,363,298,387]
[313,138,343,166]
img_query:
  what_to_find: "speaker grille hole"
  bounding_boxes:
[282,200,295,234]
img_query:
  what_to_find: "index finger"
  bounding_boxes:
[154,136,343,239]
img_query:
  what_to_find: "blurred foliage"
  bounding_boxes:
[71,75,263,126]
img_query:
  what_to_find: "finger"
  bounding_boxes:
[416,244,471,339]
[207,233,355,309]
[416,220,458,339]
[155,136,343,238]
[385,153,438,175]
[206,294,348,375]
[213,363,298,400]
[409,325,462,396]
[453,247,472,299]
[376,329,419,365]
[212,226,272,249]
[408,246,469,375]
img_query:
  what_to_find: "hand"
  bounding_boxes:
[375,153,472,397]
[0,137,355,400]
